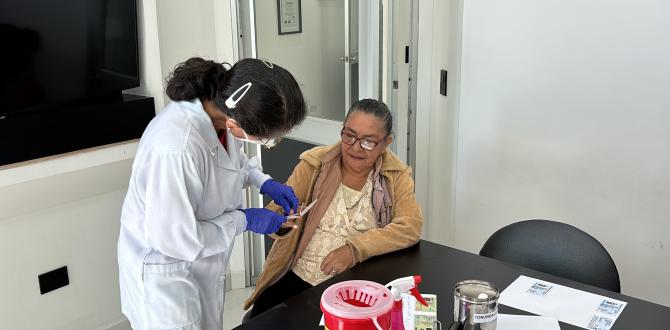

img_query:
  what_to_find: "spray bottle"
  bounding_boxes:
[385,275,428,330]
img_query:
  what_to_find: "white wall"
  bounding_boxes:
[129,0,238,112]
[156,0,218,93]
[415,0,462,246]
[0,145,136,330]
[417,0,670,307]
[255,0,345,121]
[126,0,164,111]
[0,190,128,330]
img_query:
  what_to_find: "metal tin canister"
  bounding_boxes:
[453,280,500,330]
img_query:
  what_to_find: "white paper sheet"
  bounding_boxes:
[499,276,627,330]
[498,314,560,330]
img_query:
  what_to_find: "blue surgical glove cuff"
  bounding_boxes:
[243,208,286,235]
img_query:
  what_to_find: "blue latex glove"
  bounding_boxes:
[243,208,287,234]
[260,179,299,215]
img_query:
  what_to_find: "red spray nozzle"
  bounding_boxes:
[411,276,428,306]
[411,287,428,306]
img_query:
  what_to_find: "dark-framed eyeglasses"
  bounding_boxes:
[340,128,388,151]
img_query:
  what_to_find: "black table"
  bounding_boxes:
[235,240,670,329]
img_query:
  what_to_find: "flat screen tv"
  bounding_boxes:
[0,0,140,116]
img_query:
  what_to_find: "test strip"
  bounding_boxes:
[286,199,318,219]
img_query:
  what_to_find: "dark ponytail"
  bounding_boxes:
[165,57,229,101]
[166,57,306,138]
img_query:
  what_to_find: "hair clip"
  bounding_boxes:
[259,58,274,69]
[225,82,252,109]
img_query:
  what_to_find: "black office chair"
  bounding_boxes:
[479,219,621,293]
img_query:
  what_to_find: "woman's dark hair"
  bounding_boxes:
[166,57,306,138]
[345,99,393,135]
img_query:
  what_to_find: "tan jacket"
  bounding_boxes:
[243,143,423,310]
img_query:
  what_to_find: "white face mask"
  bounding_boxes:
[227,119,280,148]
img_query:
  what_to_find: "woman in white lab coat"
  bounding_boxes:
[118,57,306,330]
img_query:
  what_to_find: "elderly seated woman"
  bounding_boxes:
[243,99,423,320]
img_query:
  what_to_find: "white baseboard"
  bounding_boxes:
[100,317,131,330]
[226,270,246,291]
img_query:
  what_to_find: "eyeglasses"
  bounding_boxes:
[340,129,388,151]
[239,133,282,149]
[257,136,282,149]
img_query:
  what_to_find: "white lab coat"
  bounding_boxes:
[118,99,270,330]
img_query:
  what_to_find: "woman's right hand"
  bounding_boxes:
[243,208,294,234]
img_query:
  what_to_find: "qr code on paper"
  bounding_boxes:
[526,282,553,296]
[588,315,613,330]
[597,299,623,315]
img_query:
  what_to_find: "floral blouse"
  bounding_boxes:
[292,171,378,285]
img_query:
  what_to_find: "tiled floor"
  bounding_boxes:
[224,287,256,330]
[112,287,255,330]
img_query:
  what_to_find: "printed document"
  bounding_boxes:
[499,276,626,330]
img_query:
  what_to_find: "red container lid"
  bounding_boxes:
[321,280,394,320]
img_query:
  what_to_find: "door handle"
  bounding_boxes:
[340,56,349,62]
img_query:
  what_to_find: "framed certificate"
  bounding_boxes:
[277,0,302,35]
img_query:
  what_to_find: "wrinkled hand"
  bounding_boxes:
[243,208,288,234]
[260,179,299,215]
[320,245,355,276]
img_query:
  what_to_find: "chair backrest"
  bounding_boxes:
[479,219,620,293]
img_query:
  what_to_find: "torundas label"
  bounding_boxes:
[473,310,498,323]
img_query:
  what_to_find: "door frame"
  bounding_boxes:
[234,0,268,287]
[412,0,464,246]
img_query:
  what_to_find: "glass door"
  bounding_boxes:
[236,0,385,286]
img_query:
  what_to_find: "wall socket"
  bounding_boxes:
[38,266,69,295]
[440,70,448,96]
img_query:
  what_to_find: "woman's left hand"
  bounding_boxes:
[320,245,355,276]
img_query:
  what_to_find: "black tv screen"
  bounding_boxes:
[0,0,139,115]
